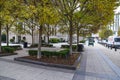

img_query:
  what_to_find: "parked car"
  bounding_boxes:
[107,36,120,48]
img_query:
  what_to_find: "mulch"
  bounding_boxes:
[22,53,80,65]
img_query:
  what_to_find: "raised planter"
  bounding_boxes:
[14,54,81,70]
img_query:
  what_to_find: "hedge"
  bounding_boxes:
[28,49,69,58]
[61,45,77,51]
[2,46,22,50]
[42,44,53,47]
[80,40,86,43]
[2,46,15,53]
[28,50,37,56]
[30,44,38,47]
[30,44,53,48]
[49,38,60,43]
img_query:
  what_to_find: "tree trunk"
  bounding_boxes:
[47,24,50,44]
[31,29,34,45]
[54,25,57,36]
[0,22,1,53]
[47,34,49,44]
[31,19,34,45]
[77,27,79,51]
[6,24,9,46]
[69,20,73,55]
[37,25,42,59]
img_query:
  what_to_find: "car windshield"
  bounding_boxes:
[114,38,120,42]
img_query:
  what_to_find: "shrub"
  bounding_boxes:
[10,39,14,43]
[72,45,77,51]
[2,46,15,53]
[59,49,69,58]
[28,49,69,58]
[28,50,37,56]
[46,44,53,47]
[23,37,26,41]
[80,40,86,43]
[42,51,56,57]
[1,34,6,43]
[21,40,25,43]
[30,44,38,47]
[30,44,53,48]
[11,46,22,50]
[2,46,22,51]
[61,45,77,51]
[42,44,53,47]
[61,45,69,48]
[49,38,60,43]
[42,50,69,58]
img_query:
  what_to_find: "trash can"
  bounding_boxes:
[77,44,84,52]
[23,42,27,48]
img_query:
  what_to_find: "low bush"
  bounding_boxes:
[42,51,56,57]
[30,44,38,47]
[45,44,53,47]
[11,46,22,50]
[28,50,37,56]
[28,49,69,58]
[10,39,14,43]
[61,45,77,51]
[72,45,77,51]
[2,46,15,53]
[61,45,69,48]
[49,38,60,43]
[30,44,53,48]
[2,46,21,50]
[80,40,86,43]
[59,49,69,58]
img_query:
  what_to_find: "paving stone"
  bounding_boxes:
[72,43,120,80]
[0,76,15,80]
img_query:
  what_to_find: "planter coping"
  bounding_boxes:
[14,54,81,70]
[0,53,17,57]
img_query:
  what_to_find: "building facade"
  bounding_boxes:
[108,12,120,36]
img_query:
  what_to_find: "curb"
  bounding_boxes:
[0,53,17,57]
[14,54,81,70]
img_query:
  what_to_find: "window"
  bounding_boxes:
[114,38,120,42]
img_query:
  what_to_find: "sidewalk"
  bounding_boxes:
[0,48,74,80]
[96,43,120,68]
[1,43,120,80]
[72,43,120,80]
[0,76,15,80]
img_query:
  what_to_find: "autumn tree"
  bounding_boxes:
[23,0,60,59]
[99,27,113,39]
[0,0,20,51]
[51,0,83,55]
[3,0,21,46]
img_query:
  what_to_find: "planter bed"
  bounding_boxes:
[0,53,17,57]
[14,53,81,70]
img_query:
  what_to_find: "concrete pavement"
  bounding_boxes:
[0,43,120,80]
[0,57,74,80]
[97,44,120,68]
[0,47,74,80]
[72,43,120,80]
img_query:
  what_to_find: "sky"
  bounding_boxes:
[115,6,120,13]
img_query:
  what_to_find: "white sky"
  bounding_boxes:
[115,6,120,13]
